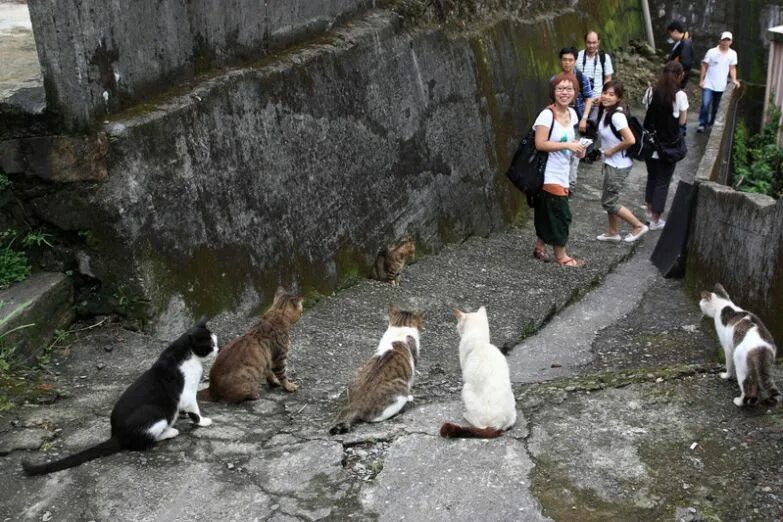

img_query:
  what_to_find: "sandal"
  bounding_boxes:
[555,256,586,267]
[533,247,550,262]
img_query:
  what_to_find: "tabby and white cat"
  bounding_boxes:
[441,307,516,438]
[22,320,218,476]
[700,283,781,407]
[369,236,416,286]
[197,287,303,402]
[329,305,423,434]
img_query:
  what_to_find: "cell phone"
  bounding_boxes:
[579,138,594,147]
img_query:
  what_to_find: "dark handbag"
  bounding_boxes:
[584,104,600,139]
[506,129,548,207]
[657,136,687,163]
[506,108,555,207]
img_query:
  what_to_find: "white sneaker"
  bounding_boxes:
[649,219,666,231]
[596,233,622,242]
[624,225,649,242]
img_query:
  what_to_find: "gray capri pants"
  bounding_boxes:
[601,163,632,214]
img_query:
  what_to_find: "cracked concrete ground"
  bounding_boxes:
[2,117,782,521]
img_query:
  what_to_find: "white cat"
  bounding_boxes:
[700,283,781,407]
[440,306,516,438]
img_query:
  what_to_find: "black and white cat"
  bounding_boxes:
[700,283,781,407]
[22,319,219,476]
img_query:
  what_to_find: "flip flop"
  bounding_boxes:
[533,247,550,262]
[555,256,586,267]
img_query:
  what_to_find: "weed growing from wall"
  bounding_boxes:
[732,104,783,199]
[0,231,31,290]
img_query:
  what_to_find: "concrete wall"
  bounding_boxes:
[687,84,783,344]
[18,1,646,335]
[27,0,377,129]
[648,0,783,83]
[686,183,783,343]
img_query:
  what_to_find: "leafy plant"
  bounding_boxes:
[732,104,783,198]
[0,299,34,374]
[22,230,54,249]
[0,231,31,290]
[0,170,10,192]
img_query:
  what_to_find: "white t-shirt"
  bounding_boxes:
[702,47,738,91]
[533,107,578,188]
[672,90,689,118]
[576,50,614,95]
[598,110,633,169]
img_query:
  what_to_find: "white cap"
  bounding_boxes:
[721,31,733,40]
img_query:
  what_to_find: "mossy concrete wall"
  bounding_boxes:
[27,0,378,129]
[23,3,645,336]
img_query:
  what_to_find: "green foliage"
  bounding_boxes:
[732,105,783,199]
[0,231,31,290]
[22,230,54,249]
[0,299,34,375]
[0,170,10,192]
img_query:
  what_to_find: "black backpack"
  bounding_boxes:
[581,50,610,85]
[506,107,555,206]
[597,106,657,161]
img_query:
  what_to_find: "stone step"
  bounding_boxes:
[0,271,74,365]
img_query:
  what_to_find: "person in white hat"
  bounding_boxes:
[697,31,740,132]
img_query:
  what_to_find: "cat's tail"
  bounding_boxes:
[329,407,358,435]
[752,348,782,406]
[22,437,123,476]
[439,422,504,439]
[196,387,215,401]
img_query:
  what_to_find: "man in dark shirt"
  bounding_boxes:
[667,21,694,88]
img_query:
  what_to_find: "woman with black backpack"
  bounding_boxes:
[595,80,649,243]
[643,61,689,231]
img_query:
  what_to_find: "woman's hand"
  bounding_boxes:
[568,141,586,157]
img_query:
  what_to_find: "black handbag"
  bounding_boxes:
[506,108,555,207]
[657,136,687,163]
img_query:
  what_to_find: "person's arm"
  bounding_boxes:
[534,125,582,154]
[730,64,740,88]
[579,97,593,133]
[603,127,635,157]
[604,54,614,82]
[699,61,708,88]
[678,106,688,126]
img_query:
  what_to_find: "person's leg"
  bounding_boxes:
[617,206,644,230]
[651,160,676,219]
[709,90,724,126]
[698,88,713,130]
[644,159,658,216]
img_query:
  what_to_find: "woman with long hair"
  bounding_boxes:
[595,80,648,242]
[643,61,688,230]
[532,72,587,267]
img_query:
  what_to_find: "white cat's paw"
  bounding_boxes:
[197,417,213,427]
[159,427,180,440]
[733,397,744,407]
[719,372,730,380]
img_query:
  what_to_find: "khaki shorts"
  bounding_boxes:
[601,163,632,214]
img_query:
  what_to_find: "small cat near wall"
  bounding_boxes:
[198,287,304,403]
[369,236,416,286]
[329,305,424,434]
[441,307,516,438]
[700,283,781,407]
[22,319,219,476]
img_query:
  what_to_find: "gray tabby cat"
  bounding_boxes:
[369,236,416,286]
[700,283,781,407]
[329,306,423,434]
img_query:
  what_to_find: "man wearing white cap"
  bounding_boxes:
[697,31,740,132]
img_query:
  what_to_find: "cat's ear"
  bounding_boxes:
[477,306,487,317]
[295,296,304,311]
[452,309,464,320]
[714,283,729,299]
[389,304,399,315]
[274,286,286,300]
[700,290,712,301]
[195,316,210,328]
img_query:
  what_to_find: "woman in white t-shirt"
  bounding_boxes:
[643,61,689,230]
[532,73,587,267]
[595,80,648,243]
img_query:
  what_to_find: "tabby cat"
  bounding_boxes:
[197,287,303,402]
[700,283,781,407]
[440,307,516,438]
[23,320,218,476]
[329,305,423,434]
[369,236,416,286]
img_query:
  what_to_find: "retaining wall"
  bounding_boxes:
[687,84,783,344]
[27,0,378,129]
